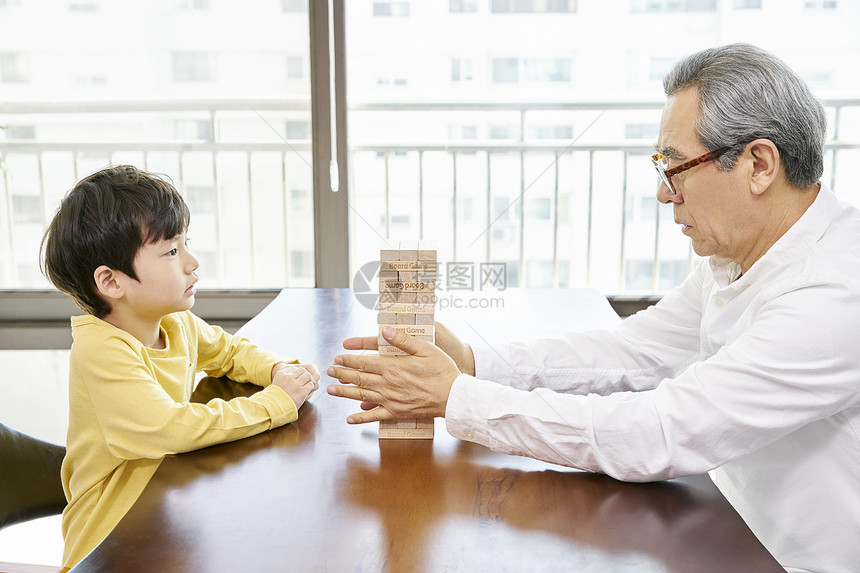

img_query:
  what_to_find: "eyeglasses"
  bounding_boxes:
[651,145,733,195]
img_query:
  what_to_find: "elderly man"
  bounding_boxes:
[327,44,860,573]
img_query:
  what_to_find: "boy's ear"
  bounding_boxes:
[93,265,124,300]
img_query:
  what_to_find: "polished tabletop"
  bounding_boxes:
[71,288,783,572]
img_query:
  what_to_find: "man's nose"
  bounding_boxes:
[656,179,682,204]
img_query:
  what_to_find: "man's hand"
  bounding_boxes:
[326,326,462,424]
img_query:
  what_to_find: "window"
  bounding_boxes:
[625,123,659,140]
[172,52,216,82]
[179,0,211,9]
[449,0,478,12]
[804,0,838,8]
[3,124,36,139]
[68,1,100,12]
[12,195,42,223]
[530,125,573,139]
[492,0,576,13]
[524,58,571,82]
[649,56,676,81]
[493,58,572,83]
[282,0,307,12]
[285,120,311,140]
[173,120,212,141]
[451,58,474,82]
[0,53,30,83]
[732,0,761,8]
[492,58,519,83]
[630,0,717,12]
[490,125,518,139]
[286,56,308,80]
[373,2,410,16]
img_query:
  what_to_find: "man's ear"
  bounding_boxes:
[747,139,780,196]
[93,265,124,300]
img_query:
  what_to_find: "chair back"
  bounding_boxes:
[0,422,66,529]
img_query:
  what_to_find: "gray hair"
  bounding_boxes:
[663,43,826,189]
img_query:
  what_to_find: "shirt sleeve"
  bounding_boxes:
[446,280,860,482]
[472,264,705,396]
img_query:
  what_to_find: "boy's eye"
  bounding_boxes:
[167,248,178,256]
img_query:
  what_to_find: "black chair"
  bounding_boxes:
[0,421,67,573]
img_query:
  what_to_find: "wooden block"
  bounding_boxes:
[378,301,435,315]
[418,250,436,261]
[380,260,437,273]
[380,249,399,261]
[379,280,436,293]
[416,418,434,429]
[379,270,398,280]
[380,419,417,430]
[397,292,418,303]
[379,324,434,337]
[415,314,434,325]
[379,344,409,356]
[414,291,436,302]
[395,313,415,325]
[379,426,434,439]
[398,271,418,282]
[377,312,395,324]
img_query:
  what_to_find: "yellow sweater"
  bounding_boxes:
[61,311,298,568]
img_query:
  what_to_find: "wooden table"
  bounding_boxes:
[70,288,783,572]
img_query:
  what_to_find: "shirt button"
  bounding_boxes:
[714,298,725,308]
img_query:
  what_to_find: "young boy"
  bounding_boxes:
[40,165,319,569]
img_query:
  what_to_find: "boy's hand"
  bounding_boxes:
[271,363,320,409]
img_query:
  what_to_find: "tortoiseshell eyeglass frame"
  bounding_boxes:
[651,145,733,195]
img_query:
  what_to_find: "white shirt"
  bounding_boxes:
[445,185,860,573]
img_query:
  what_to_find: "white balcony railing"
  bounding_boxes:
[2,98,859,295]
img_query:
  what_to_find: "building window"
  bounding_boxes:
[493,57,572,83]
[286,56,308,80]
[0,53,30,83]
[630,0,717,12]
[178,0,210,9]
[625,123,659,140]
[172,52,216,82]
[492,0,576,13]
[489,125,518,139]
[649,56,676,81]
[285,120,311,140]
[492,58,519,83]
[373,2,410,17]
[449,0,478,12]
[282,0,307,12]
[174,119,212,141]
[530,125,573,139]
[803,0,837,8]
[12,195,42,223]
[451,58,474,82]
[3,124,36,139]
[524,58,571,82]
[68,1,100,12]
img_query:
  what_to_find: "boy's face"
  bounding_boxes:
[122,231,199,319]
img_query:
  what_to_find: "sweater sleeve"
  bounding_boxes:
[189,312,299,387]
[70,315,299,461]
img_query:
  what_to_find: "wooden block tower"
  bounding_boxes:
[377,240,436,439]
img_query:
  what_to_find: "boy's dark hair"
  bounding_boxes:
[40,165,191,318]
